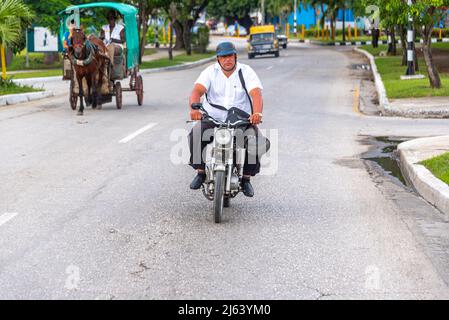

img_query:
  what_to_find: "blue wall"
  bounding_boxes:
[287,3,318,29]
[285,2,357,29]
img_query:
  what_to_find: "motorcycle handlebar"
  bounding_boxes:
[188,106,258,126]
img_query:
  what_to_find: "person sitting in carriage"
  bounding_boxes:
[100,10,126,79]
[63,19,76,53]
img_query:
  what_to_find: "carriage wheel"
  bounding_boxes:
[70,80,77,110]
[136,75,143,106]
[115,82,123,110]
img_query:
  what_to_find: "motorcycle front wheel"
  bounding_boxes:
[214,171,225,223]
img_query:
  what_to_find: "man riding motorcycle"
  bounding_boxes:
[188,42,266,197]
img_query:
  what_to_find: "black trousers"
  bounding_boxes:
[188,120,267,177]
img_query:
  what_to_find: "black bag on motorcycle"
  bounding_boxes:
[226,107,271,158]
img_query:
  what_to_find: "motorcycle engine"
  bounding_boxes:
[230,174,240,191]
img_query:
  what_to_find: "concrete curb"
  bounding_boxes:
[353,47,389,114]
[140,56,216,74]
[398,136,449,217]
[14,77,61,86]
[353,47,449,119]
[0,91,54,107]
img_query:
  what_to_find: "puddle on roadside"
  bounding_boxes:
[362,136,409,186]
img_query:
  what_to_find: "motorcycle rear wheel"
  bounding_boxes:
[214,171,225,223]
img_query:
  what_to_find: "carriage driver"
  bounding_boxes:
[100,10,126,76]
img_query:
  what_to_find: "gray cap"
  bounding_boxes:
[216,42,237,57]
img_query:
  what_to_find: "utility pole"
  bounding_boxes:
[294,0,297,37]
[25,29,30,68]
[405,0,415,75]
[261,0,265,25]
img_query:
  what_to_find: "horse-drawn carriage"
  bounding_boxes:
[59,2,143,114]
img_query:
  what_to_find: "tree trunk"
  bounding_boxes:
[391,27,397,56]
[400,26,407,65]
[173,20,184,50]
[421,27,441,88]
[139,15,149,64]
[183,19,193,55]
[388,27,397,56]
[372,28,379,48]
[137,4,145,64]
[413,28,419,72]
[387,29,392,54]
[331,17,335,41]
[320,3,325,30]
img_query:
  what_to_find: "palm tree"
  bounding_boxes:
[266,0,293,32]
[0,0,33,80]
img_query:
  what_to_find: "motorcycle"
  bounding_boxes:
[190,103,254,223]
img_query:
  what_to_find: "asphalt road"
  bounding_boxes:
[2,39,449,299]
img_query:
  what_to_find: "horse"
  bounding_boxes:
[68,29,109,116]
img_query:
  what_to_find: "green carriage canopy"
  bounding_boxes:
[59,2,139,70]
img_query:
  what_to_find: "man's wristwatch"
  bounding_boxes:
[253,113,263,117]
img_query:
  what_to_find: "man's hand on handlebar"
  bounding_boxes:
[250,113,263,125]
[190,109,203,121]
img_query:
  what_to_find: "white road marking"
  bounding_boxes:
[267,66,273,70]
[119,123,158,144]
[0,212,18,227]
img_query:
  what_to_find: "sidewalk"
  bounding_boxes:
[398,136,449,217]
[389,97,449,118]
[142,48,183,62]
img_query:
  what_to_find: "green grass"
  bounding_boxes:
[421,152,449,186]
[8,51,62,71]
[0,79,40,96]
[429,42,449,51]
[9,69,61,79]
[360,43,449,56]
[359,44,449,99]
[375,57,449,99]
[140,51,214,69]
[359,44,399,56]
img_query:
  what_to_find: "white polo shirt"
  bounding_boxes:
[102,23,124,46]
[195,62,263,122]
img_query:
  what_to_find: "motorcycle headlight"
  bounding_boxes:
[215,129,232,145]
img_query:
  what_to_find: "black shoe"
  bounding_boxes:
[241,178,254,197]
[190,173,206,190]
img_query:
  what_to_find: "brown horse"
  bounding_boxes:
[69,29,109,116]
